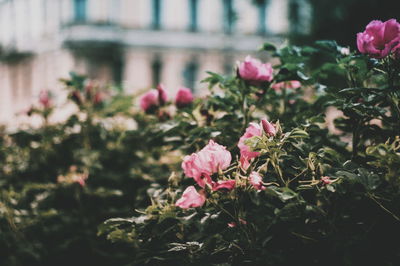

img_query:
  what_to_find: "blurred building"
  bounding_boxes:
[0,0,311,123]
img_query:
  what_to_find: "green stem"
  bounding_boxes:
[352,119,360,160]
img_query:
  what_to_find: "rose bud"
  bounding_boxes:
[157,84,168,106]
[175,87,194,108]
[39,90,52,109]
[261,119,276,137]
[140,90,159,113]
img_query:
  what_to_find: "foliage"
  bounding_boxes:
[100,40,400,265]
[1,24,400,265]
[0,75,176,266]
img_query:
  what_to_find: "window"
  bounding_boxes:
[74,0,87,22]
[257,0,268,35]
[152,0,162,30]
[289,0,300,33]
[223,0,234,34]
[188,0,199,32]
[152,57,163,86]
[183,60,198,90]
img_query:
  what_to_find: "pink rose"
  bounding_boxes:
[212,180,236,191]
[182,140,232,187]
[94,92,106,105]
[261,119,276,137]
[238,122,263,169]
[157,84,168,105]
[175,186,206,209]
[140,84,168,113]
[321,176,332,185]
[175,87,194,108]
[238,56,273,84]
[39,90,52,109]
[357,19,400,58]
[271,80,301,91]
[140,90,159,112]
[249,172,266,190]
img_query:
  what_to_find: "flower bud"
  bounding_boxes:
[175,87,194,108]
[157,84,168,106]
[261,119,276,137]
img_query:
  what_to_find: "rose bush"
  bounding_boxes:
[0,74,196,266]
[100,20,400,266]
[1,18,400,266]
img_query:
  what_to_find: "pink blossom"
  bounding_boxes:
[182,140,232,187]
[175,186,206,209]
[175,87,194,108]
[271,80,301,91]
[140,90,159,112]
[73,174,88,187]
[157,84,168,105]
[238,56,273,84]
[249,172,266,190]
[321,176,332,185]
[212,180,236,191]
[240,156,251,170]
[238,122,263,169]
[227,219,247,228]
[357,19,400,58]
[140,85,168,112]
[227,222,236,228]
[94,92,106,105]
[39,90,52,109]
[261,119,276,137]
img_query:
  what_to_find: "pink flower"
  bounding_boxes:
[94,92,106,105]
[321,176,332,185]
[227,219,246,228]
[175,87,194,108]
[238,56,273,84]
[227,222,236,228]
[212,180,236,191]
[140,84,168,113]
[238,122,263,169]
[157,84,168,105]
[239,156,251,170]
[182,140,232,187]
[39,90,52,109]
[175,186,206,209]
[140,90,158,112]
[261,119,276,137]
[271,80,301,91]
[249,172,266,190]
[357,19,400,58]
[73,174,88,187]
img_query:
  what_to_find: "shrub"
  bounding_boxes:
[100,20,400,266]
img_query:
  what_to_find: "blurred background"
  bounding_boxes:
[0,0,399,124]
